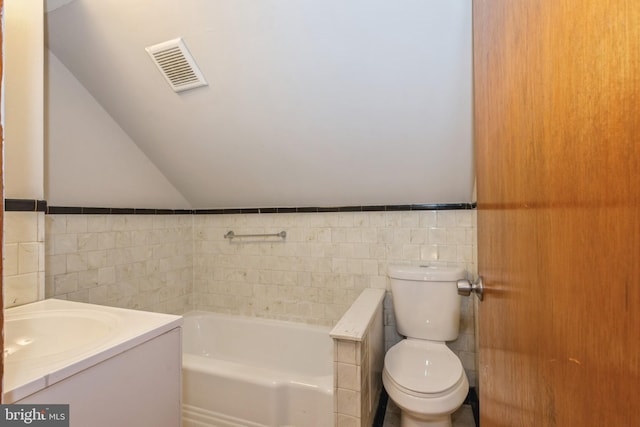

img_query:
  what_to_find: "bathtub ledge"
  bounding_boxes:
[330,288,385,341]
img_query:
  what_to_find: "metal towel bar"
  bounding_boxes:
[224,230,287,240]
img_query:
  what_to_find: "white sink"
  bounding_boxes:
[4,299,182,403]
[4,310,119,363]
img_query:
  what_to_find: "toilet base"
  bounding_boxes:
[400,412,452,427]
[383,363,467,427]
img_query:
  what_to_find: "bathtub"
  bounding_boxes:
[182,311,334,427]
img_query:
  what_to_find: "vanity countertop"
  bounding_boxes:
[3,299,182,403]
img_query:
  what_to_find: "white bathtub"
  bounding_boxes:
[182,311,334,427]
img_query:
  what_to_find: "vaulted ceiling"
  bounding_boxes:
[45,0,473,209]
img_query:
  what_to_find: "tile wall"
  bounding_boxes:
[39,209,477,385]
[331,289,385,427]
[44,215,193,314]
[193,210,477,385]
[193,210,476,324]
[3,212,46,308]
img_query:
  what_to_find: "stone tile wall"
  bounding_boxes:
[3,212,45,308]
[332,289,385,427]
[194,210,478,384]
[193,210,476,325]
[39,209,477,384]
[44,215,193,314]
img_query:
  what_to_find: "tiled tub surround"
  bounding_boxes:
[193,209,478,385]
[4,211,46,308]
[44,215,193,314]
[42,209,477,384]
[331,288,386,427]
[193,210,476,326]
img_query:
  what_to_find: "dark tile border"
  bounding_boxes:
[5,199,477,214]
[45,206,197,215]
[4,199,48,212]
[189,203,476,215]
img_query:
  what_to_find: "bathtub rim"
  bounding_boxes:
[182,310,332,334]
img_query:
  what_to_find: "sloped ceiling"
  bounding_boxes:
[46,0,473,209]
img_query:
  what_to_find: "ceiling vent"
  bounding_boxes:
[145,38,208,93]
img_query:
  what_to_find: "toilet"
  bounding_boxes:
[383,265,469,427]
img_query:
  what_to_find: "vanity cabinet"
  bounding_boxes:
[17,328,182,427]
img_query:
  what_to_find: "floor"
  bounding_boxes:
[382,400,477,427]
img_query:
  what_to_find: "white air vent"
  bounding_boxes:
[145,38,208,93]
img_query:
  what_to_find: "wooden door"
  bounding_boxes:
[474,0,640,425]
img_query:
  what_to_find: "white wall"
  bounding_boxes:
[5,0,44,199]
[47,0,474,208]
[45,51,191,209]
[3,0,46,308]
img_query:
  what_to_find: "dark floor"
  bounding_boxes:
[373,387,479,427]
[382,401,476,427]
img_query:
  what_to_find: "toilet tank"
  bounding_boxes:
[388,265,466,341]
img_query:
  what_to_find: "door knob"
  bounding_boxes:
[457,277,484,301]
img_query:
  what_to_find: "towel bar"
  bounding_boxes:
[224,230,287,240]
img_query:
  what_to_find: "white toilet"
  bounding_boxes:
[383,265,469,427]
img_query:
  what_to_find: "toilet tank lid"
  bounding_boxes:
[388,265,466,281]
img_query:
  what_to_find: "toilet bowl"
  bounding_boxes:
[384,265,469,427]
[383,340,468,427]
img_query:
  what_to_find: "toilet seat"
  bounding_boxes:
[384,339,464,397]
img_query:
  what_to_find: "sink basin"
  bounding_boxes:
[3,299,182,403]
[4,310,119,363]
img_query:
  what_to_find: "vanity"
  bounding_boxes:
[4,299,182,427]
